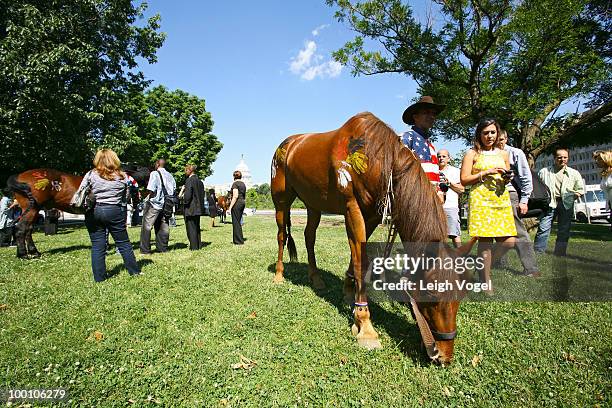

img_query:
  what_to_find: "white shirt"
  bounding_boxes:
[440,165,461,209]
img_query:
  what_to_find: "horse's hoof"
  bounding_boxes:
[351,324,359,336]
[272,274,285,284]
[357,337,382,350]
[29,252,41,259]
[17,253,28,259]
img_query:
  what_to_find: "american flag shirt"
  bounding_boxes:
[401,127,440,187]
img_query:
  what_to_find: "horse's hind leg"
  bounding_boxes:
[26,220,41,258]
[305,207,325,289]
[273,208,286,283]
[15,221,28,258]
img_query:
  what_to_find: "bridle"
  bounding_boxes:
[379,171,457,361]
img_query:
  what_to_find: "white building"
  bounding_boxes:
[204,154,255,195]
[535,143,612,185]
[234,154,253,189]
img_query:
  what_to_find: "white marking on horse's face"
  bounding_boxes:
[338,167,351,188]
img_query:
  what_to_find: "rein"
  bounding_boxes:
[379,172,456,361]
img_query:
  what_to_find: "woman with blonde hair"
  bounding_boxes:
[461,118,516,292]
[593,150,612,229]
[77,149,141,282]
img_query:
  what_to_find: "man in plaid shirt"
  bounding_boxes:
[400,96,447,202]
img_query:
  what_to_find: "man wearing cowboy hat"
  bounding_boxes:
[401,96,446,199]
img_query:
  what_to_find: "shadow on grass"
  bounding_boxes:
[568,223,611,241]
[267,262,430,365]
[168,242,188,250]
[45,244,90,255]
[108,258,154,278]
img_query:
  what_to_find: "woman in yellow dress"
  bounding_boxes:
[461,118,517,291]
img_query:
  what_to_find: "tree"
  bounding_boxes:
[0,0,165,176]
[256,183,271,196]
[121,86,223,185]
[327,0,611,165]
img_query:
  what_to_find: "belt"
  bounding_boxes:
[96,203,122,207]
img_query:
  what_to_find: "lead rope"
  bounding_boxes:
[379,171,439,362]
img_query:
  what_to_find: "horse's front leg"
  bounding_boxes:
[343,216,381,304]
[345,199,381,350]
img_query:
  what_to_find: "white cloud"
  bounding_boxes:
[289,40,343,81]
[289,40,317,74]
[312,24,329,37]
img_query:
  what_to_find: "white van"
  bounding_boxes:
[573,184,610,223]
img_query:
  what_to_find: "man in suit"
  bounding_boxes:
[183,164,205,250]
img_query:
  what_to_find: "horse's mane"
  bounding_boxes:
[347,112,456,295]
[349,112,447,243]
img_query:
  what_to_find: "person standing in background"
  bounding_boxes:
[183,164,204,250]
[207,189,218,228]
[140,159,176,254]
[78,149,141,282]
[228,171,246,245]
[401,96,447,202]
[497,130,540,277]
[534,148,584,256]
[0,189,19,247]
[437,149,464,247]
[460,118,516,291]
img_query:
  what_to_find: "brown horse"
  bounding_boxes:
[217,195,229,223]
[271,112,470,365]
[7,166,149,258]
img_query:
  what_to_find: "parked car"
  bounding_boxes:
[573,185,610,223]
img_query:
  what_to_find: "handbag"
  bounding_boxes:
[157,170,178,219]
[70,171,96,211]
[518,169,551,218]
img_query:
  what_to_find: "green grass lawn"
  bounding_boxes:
[0,216,610,407]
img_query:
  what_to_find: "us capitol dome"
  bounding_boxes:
[235,154,253,189]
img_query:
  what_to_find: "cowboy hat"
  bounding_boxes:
[402,96,446,125]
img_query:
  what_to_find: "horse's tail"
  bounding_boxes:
[6,174,36,204]
[286,211,298,262]
[6,174,38,221]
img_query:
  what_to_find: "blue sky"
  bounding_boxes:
[140,0,466,185]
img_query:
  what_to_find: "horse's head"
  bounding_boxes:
[122,163,152,185]
[409,241,476,365]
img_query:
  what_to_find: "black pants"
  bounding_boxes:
[185,215,201,250]
[0,227,11,247]
[231,200,245,244]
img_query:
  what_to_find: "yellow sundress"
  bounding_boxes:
[468,149,517,237]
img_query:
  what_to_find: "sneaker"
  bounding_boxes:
[520,270,541,278]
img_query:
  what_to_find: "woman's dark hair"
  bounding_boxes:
[473,117,501,152]
[233,170,242,180]
[208,188,215,194]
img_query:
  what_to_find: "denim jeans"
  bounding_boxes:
[85,204,140,282]
[534,199,573,255]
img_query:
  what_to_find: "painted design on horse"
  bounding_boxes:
[7,165,150,259]
[271,112,470,365]
[271,137,292,179]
